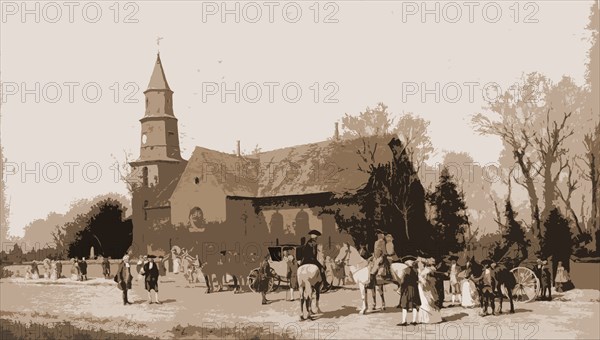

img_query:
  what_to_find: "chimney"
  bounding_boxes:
[334,122,340,141]
[236,140,241,156]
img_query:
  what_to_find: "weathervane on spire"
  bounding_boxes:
[156,36,164,54]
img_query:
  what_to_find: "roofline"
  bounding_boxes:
[130,159,186,166]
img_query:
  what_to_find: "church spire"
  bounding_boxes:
[146,53,171,92]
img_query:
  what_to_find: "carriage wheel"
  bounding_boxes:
[247,268,259,293]
[268,268,280,292]
[510,267,540,303]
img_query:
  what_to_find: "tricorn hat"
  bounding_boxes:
[375,229,385,234]
[481,259,493,266]
[402,255,417,262]
[308,230,322,237]
[448,255,459,261]
[219,250,227,256]
[147,255,157,259]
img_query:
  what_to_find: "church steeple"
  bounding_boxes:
[146,53,171,92]
[134,54,183,162]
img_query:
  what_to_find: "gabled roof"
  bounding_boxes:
[172,135,395,200]
[175,147,259,197]
[255,136,393,197]
[146,53,171,92]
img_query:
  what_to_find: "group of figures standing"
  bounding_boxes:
[24,258,63,280]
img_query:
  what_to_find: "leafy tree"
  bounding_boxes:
[53,198,132,259]
[330,137,434,256]
[490,200,529,266]
[428,167,470,255]
[541,208,573,272]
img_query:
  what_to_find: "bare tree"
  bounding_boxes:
[396,113,434,172]
[555,160,584,235]
[580,121,600,230]
[534,110,574,226]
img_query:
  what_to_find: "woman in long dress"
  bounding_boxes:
[70,258,80,281]
[459,262,478,307]
[417,259,442,324]
[554,261,571,292]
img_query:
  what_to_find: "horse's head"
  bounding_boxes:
[334,242,364,267]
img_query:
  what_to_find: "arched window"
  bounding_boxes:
[295,210,309,236]
[142,167,149,187]
[270,211,284,236]
[189,207,205,228]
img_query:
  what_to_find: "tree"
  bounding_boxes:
[473,74,584,244]
[427,167,470,255]
[581,122,600,232]
[0,146,10,248]
[341,104,434,173]
[395,113,434,172]
[53,198,133,259]
[490,200,529,265]
[340,103,394,139]
[330,137,434,256]
[541,208,573,272]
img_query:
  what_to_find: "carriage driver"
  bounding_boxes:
[300,230,331,290]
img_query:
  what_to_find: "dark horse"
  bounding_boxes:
[467,257,516,314]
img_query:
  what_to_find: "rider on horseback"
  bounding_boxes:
[299,230,331,291]
[370,229,393,284]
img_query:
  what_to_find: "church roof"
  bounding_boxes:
[172,135,394,199]
[256,136,393,197]
[146,53,171,92]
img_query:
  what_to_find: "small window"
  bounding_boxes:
[142,167,149,187]
[194,177,200,184]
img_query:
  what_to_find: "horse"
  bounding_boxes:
[334,243,408,314]
[297,264,322,320]
[468,258,516,314]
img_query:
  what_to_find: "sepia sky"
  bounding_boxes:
[0,0,595,236]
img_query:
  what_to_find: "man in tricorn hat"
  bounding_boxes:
[141,255,161,304]
[299,230,330,290]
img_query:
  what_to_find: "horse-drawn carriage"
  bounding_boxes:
[503,259,541,303]
[246,244,334,293]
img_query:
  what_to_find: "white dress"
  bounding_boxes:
[417,268,442,324]
[173,257,181,274]
[460,279,478,307]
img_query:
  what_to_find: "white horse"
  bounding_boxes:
[334,243,408,314]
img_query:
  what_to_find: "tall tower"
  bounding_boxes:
[129,54,187,253]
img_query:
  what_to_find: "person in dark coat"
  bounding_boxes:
[55,260,63,279]
[256,254,272,305]
[141,255,161,304]
[397,258,421,326]
[474,260,496,316]
[540,260,552,300]
[299,230,330,290]
[79,257,88,281]
[102,257,111,279]
[116,255,133,305]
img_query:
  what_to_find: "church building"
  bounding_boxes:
[128,54,395,255]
